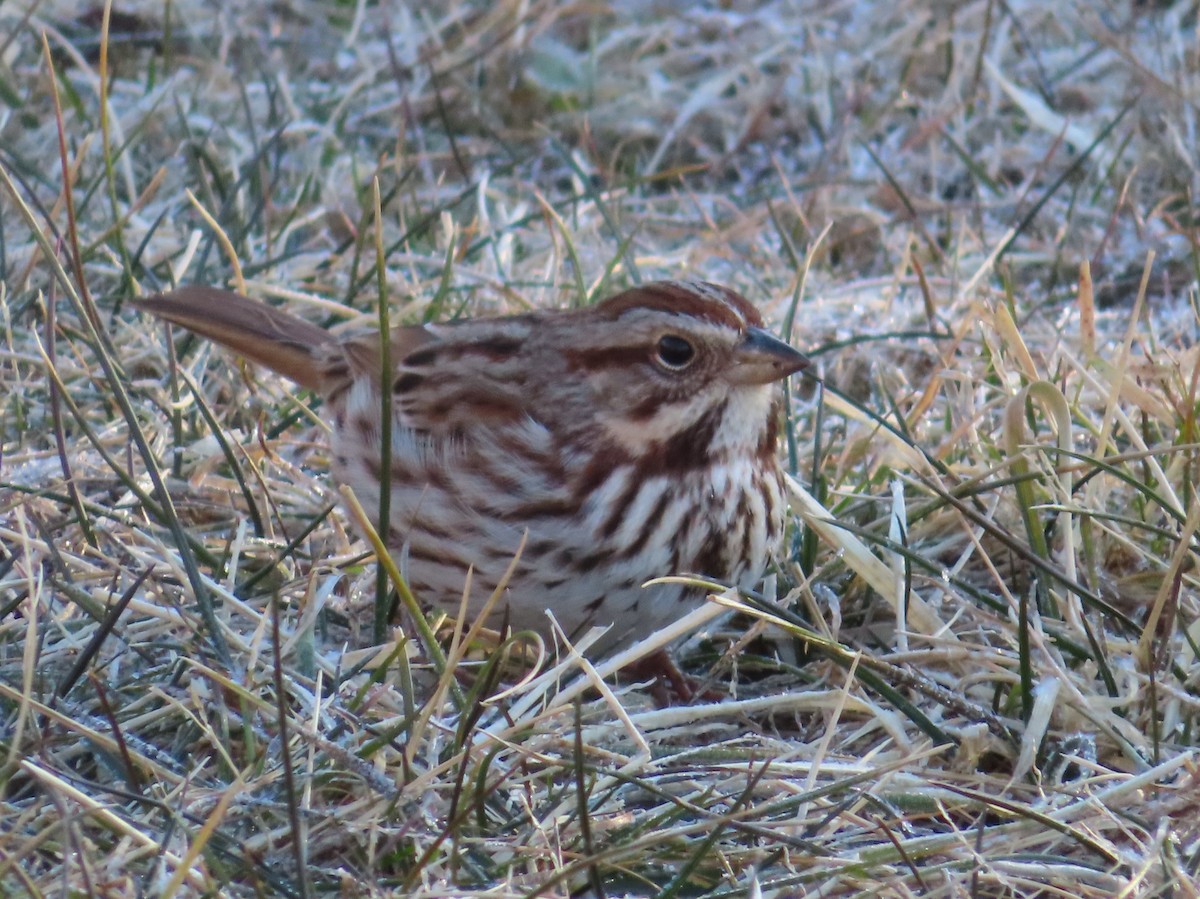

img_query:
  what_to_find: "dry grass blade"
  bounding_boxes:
[3,2,1199,895]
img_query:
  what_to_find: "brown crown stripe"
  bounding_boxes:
[595,281,762,329]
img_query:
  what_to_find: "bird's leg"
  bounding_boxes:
[625,649,725,706]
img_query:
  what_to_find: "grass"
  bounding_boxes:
[2,0,1200,895]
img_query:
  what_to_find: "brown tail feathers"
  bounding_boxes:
[133,287,333,392]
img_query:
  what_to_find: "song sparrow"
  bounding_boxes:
[135,281,809,658]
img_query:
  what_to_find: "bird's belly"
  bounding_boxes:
[332,427,782,652]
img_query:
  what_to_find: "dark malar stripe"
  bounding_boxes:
[635,400,727,474]
[756,398,783,458]
[625,394,666,422]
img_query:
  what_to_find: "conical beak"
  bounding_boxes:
[730,327,810,385]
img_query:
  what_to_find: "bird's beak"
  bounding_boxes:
[730,327,811,385]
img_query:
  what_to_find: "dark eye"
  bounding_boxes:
[655,334,695,370]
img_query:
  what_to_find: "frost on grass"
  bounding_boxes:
[1,1,1199,895]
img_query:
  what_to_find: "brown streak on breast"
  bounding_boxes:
[615,489,671,559]
[571,551,609,574]
[354,414,374,443]
[736,490,754,560]
[573,446,633,501]
[691,530,729,579]
[597,473,645,539]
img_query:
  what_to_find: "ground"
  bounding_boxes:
[1,1,1199,896]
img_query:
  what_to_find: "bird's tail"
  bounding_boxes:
[133,287,334,392]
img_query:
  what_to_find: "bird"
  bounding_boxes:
[134,280,809,686]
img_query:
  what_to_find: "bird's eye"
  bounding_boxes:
[655,334,696,370]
